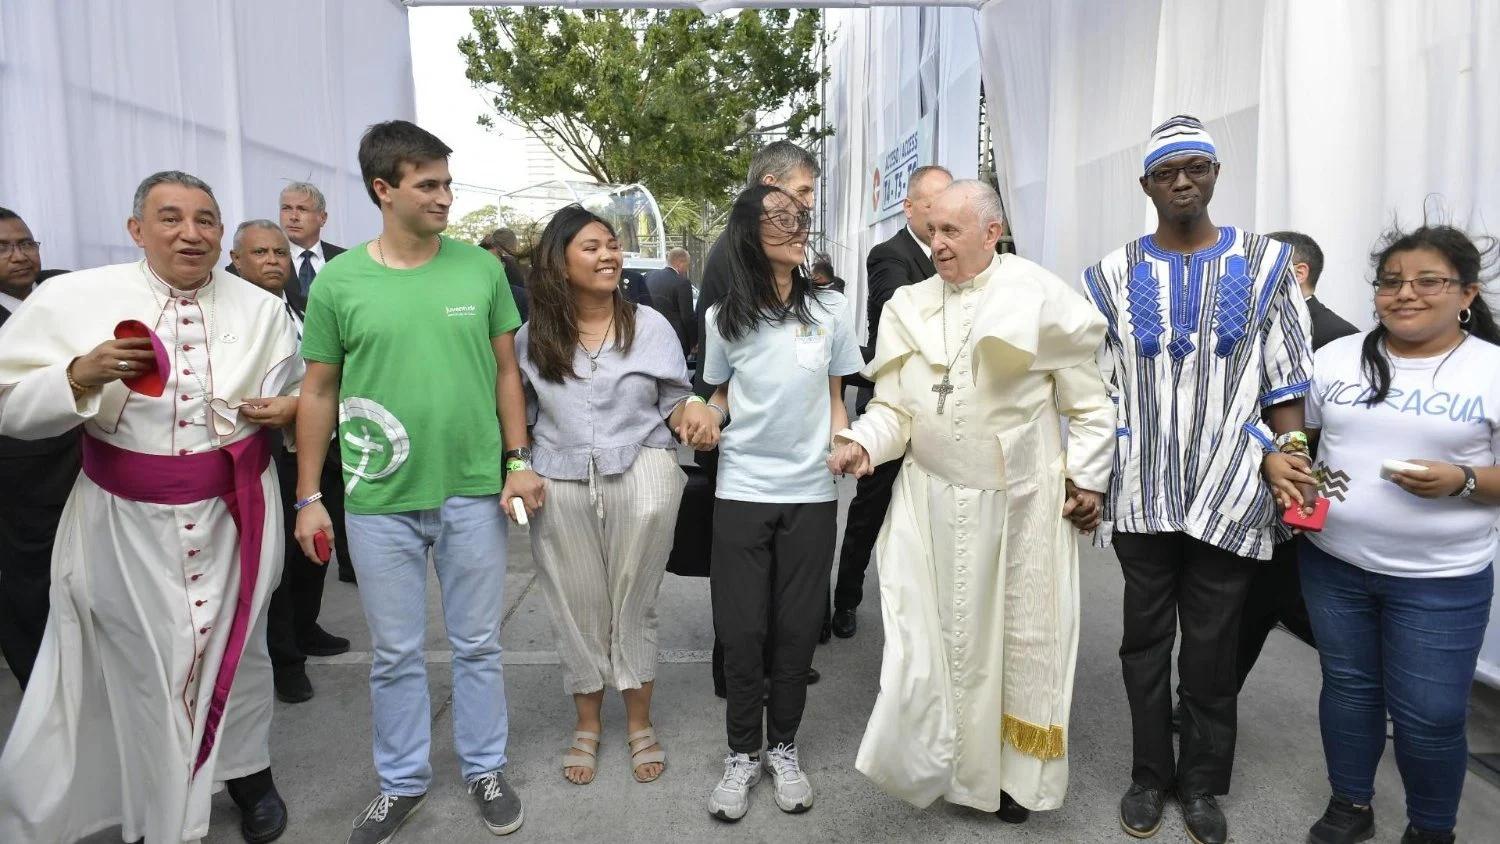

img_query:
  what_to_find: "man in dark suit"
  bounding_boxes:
[645,247,696,357]
[280,181,347,300]
[1226,230,1359,691]
[692,141,823,693]
[278,181,357,585]
[0,208,80,689]
[829,165,953,638]
[231,219,352,704]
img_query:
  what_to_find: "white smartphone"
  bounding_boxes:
[1381,459,1430,480]
[510,496,529,526]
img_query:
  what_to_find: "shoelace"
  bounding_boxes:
[470,773,504,802]
[766,744,804,782]
[720,753,759,788]
[359,794,396,825]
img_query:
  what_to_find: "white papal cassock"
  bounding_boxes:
[838,253,1112,813]
[0,262,302,843]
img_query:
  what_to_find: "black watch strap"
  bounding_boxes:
[1450,464,1477,498]
[504,446,532,462]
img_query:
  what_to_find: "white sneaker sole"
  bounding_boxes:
[483,806,523,836]
[709,796,750,822]
[774,789,813,813]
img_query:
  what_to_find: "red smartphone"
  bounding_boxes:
[313,530,332,563]
[1283,496,1330,532]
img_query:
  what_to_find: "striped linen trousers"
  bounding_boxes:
[530,447,687,694]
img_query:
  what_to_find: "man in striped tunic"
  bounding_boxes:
[1081,115,1314,844]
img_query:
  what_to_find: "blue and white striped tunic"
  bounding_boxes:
[1082,227,1313,560]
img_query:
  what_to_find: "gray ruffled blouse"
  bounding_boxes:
[516,305,692,481]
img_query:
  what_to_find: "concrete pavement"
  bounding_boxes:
[4,471,1500,843]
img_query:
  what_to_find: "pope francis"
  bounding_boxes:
[828,180,1112,821]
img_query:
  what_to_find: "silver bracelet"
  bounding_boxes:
[707,402,728,423]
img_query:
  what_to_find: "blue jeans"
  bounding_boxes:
[345,495,510,796]
[1299,542,1493,833]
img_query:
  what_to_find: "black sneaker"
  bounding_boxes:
[1400,826,1455,844]
[469,770,523,835]
[347,793,425,844]
[298,625,351,657]
[1120,783,1167,838]
[1179,792,1227,844]
[1308,796,1374,844]
[273,667,313,703]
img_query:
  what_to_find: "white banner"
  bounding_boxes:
[867,113,935,228]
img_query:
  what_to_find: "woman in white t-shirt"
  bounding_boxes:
[1291,225,1500,844]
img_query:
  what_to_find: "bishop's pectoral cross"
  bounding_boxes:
[932,372,955,414]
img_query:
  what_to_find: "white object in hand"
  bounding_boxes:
[1381,459,1430,481]
[511,496,529,525]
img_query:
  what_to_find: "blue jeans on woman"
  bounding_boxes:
[1299,541,1493,834]
[345,495,511,796]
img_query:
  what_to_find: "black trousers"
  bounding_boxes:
[711,499,837,753]
[832,457,901,612]
[266,449,352,669]
[1115,531,1260,795]
[0,502,65,689]
[1235,537,1316,690]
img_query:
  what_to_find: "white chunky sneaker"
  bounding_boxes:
[708,751,762,822]
[766,743,814,813]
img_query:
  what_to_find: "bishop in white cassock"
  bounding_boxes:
[0,173,303,843]
[829,181,1113,818]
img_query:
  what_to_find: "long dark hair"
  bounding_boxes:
[527,204,636,382]
[714,184,828,343]
[1360,223,1500,405]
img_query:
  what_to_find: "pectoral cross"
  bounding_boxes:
[932,372,955,414]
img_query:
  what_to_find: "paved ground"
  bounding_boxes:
[5,470,1500,843]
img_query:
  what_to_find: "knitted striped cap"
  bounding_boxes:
[1144,115,1218,174]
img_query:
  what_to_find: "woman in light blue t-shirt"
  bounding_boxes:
[700,184,864,823]
[1290,225,1500,844]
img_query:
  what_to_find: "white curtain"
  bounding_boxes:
[979,0,1500,686]
[0,0,416,272]
[822,4,981,341]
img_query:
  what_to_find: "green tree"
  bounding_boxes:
[444,206,500,245]
[460,8,830,203]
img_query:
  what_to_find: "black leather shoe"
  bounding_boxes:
[832,608,858,638]
[338,567,357,584]
[807,667,821,685]
[1179,792,1227,844]
[297,625,350,657]
[995,790,1029,824]
[1119,782,1167,838]
[1400,826,1455,844]
[1308,796,1374,843]
[227,777,288,843]
[273,667,313,703]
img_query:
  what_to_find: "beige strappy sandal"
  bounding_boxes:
[628,726,666,783]
[562,730,599,785]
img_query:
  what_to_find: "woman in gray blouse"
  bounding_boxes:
[515,205,720,787]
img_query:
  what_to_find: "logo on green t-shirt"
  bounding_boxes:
[338,397,411,494]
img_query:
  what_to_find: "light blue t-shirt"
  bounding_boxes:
[703,290,864,503]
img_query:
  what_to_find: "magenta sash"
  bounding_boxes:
[82,430,273,776]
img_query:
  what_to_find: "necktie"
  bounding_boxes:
[298,251,315,295]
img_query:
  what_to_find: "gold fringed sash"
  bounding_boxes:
[1003,713,1066,760]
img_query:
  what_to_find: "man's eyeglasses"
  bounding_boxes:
[0,239,41,258]
[1146,161,1215,185]
[1373,276,1461,296]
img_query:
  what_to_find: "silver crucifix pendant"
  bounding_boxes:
[933,375,955,414]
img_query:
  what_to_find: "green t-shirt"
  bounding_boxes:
[300,237,522,514]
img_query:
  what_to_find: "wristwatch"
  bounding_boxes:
[1450,465,1477,499]
[503,446,532,463]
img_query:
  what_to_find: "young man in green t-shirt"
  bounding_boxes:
[293,120,544,843]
